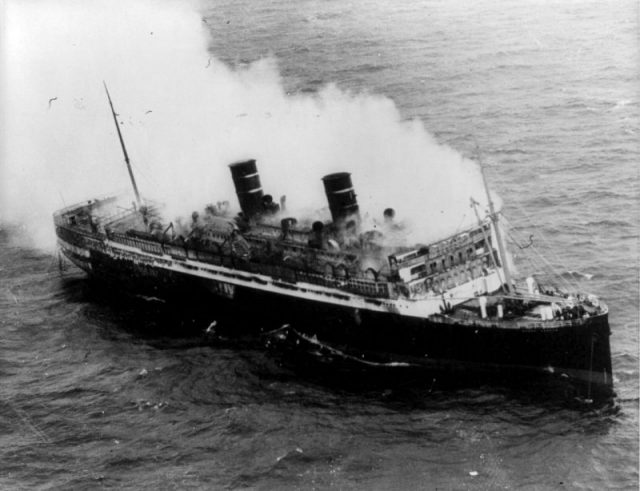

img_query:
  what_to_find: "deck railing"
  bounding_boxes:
[57,224,391,298]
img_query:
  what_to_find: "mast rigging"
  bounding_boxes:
[478,161,513,293]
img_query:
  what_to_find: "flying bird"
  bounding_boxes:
[48,97,58,108]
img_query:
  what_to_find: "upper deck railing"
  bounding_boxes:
[56,223,392,298]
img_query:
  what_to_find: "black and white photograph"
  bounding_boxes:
[1,0,638,488]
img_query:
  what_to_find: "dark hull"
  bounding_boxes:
[62,243,614,401]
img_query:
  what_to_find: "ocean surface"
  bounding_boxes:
[2,0,638,489]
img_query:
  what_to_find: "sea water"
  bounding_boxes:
[1,0,638,488]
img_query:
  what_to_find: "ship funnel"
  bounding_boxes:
[322,172,360,226]
[229,159,264,218]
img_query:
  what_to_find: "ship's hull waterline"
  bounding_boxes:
[57,228,614,401]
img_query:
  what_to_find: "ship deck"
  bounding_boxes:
[435,296,607,331]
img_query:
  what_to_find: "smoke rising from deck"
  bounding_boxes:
[2,0,494,251]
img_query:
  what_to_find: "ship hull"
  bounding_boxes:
[60,236,614,401]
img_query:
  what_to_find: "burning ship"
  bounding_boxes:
[53,86,613,400]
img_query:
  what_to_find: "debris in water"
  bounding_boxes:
[469,471,478,476]
[276,447,303,463]
[135,294,165,303]
[138,368,148,377]
[428,377,436,392]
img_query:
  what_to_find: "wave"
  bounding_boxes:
[612,99,638,110]
[559,271,594,280]
[353,63,389,74]
[585,219,633,228]
[494,63,534,70]
[496,148,529,155]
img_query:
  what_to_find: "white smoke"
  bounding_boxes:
[2,0,495,251]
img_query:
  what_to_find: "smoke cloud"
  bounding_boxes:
[2,0,493,251]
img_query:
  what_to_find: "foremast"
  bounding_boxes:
[103,82,141,206]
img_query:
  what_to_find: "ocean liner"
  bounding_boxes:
[54,86,613,400]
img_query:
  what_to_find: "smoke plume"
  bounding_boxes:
[2,0,493,251]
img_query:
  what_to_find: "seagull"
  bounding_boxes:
[48,97,58,108]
